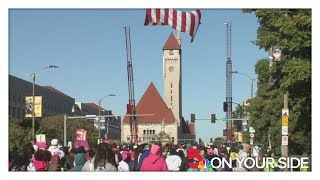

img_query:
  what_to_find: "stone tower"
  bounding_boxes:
[163,32,182,126]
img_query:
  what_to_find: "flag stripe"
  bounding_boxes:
[156,9,161,25]
[172,9,177,29]
[160,9,165,25]
[151,9,157,24]
[190,12,195,40]
[168,9,173,27]
[185,12,191,34]
[144,9,151,25]
[176,11,182,31]
[181,12,186,32]
[164,9,169,24]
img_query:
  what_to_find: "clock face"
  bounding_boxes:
[169,66,174,72]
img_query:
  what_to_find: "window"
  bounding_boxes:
[169,50,174,55]
[13,107,16,118]
[17,108,20,118]
[171,83,173,88]
[171,96,173,101]
[127,136,130,141]
[153,130,155,134]
[143,130,146,134]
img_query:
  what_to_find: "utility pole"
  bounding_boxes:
[282,91,289,171]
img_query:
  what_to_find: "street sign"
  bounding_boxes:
[282,136,288,145]
[282,116,288,126]
[250,133,254,138]
[282,108,289,117]
[249,127,255,133]
[250,138,253,145]
[282,126,288,135]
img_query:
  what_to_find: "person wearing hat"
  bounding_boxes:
[118,151,130,171]
[48,139,60,156]
[140,144,168,171]
[31,142,51,171]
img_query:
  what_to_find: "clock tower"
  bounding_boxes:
[163,32,182,126]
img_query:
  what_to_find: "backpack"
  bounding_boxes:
[47,155,60,171]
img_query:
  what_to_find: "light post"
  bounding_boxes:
[30,65,59,144]
[232,71,256,99]
[98,94,116,141]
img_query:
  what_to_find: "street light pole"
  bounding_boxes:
[32,74,35,144]
[232,71,255,99]
[98,94,116,141]
[30,65,58,144]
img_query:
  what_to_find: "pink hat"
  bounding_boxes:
[192,146,198,149]
[121,151,129,161]
[36,142,47,150]
[150,144,161,155]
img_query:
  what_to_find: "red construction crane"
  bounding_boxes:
[124,26,138,144]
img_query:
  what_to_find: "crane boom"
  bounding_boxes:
[124,26,138,144]
[225,22,233,142]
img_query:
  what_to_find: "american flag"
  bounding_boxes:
[144,9,201,42]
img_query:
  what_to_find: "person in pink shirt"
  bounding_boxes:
[140,144,168,171]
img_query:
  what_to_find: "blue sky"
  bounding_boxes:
[9,9,268,143]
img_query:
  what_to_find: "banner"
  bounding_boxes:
[74,128,90,151]
[25,96,42,117]
[36,134,46,143]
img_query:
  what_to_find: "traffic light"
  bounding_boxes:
[191,113,195,123]
[211,114,216,123]
[223,102,228,112]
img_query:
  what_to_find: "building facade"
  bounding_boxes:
[122,32,195,145]
[122,82,178,144]
[9,75,75,120]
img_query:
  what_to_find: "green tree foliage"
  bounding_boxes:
[39,114,98,146]
[243,9,311,155]
[9,118,32,151]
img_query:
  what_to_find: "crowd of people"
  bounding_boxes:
[8,139,310,172]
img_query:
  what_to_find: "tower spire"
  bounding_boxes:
[177,31,182,47]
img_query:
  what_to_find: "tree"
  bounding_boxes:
[243,9,311,155]
[9,118,32,151]
[39,114,98,146]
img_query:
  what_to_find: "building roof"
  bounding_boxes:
[163,32,180,49]
[123,82,176,124]
[43,86,67,96]
[83,103,106,111]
